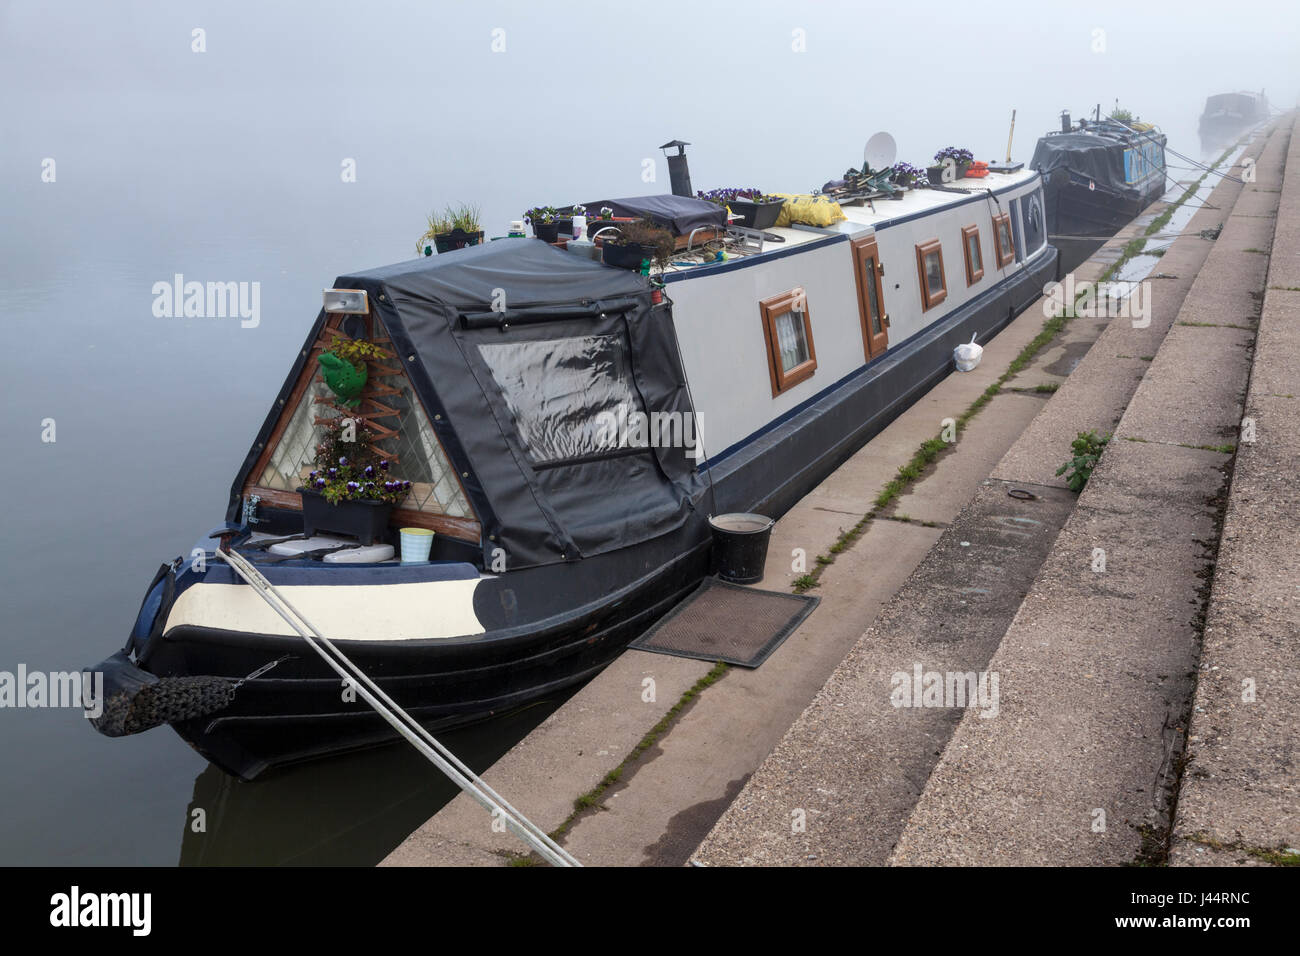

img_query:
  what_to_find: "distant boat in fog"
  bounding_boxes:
[1199,91,1269,151]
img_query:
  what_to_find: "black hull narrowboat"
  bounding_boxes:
[1031,113,1166,269]
[89,166,1056,780]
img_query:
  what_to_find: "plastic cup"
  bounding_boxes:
[400,527,435,564]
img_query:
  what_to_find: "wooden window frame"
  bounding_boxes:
[759,288,818,396]
[961,225,984,286]
[915,239,947,312]
[992,212,1016,268]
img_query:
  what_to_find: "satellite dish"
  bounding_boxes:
[864,131,898,172]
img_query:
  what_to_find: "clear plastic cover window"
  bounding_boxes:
[479,333,646,464]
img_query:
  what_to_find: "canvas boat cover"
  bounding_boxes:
[1030,126,1166,200]
[581,194,725,235]
[227,239,707,570]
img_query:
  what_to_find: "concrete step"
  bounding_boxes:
[886,121,1287,865]
[1169,114,1300,867]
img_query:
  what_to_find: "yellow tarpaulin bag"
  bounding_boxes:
[771,193,847,228]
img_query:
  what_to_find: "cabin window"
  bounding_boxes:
[992,213,1016,267]
[915,240,947,311]
[759,289,817,396]
[961,225,984,286]
[478,333,645,465]
[258,367,473,519]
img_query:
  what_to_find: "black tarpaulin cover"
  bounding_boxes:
[582,194,725,235]
[1030,129,1163,199]
[228,239,705,570]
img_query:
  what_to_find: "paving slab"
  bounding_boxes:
[890,392,1044,525]
[1115,323,1254,448]
[381,648,710,866]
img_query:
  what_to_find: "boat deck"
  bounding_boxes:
[653,168,1037,277]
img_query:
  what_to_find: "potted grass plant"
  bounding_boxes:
[298,417,413,545]
[599,217,676,273]
[417,204,484,255]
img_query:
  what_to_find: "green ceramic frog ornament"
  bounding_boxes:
[318,350,368,408]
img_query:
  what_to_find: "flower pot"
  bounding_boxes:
[433,229,484,254]
[601,241,655,271]
[926,166,946,185]
[399,527,435,564]
[726,197,785,230]
[298,488,393,546]
[957,161,973,178]
[532,221,559,243]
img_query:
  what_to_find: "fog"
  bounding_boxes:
[0,0,1296,864]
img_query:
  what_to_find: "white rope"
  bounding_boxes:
[213,547,580,867]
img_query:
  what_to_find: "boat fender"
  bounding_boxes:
[88,650,235,738]
[953,334,983,372]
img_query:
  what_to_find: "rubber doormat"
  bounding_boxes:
[628,576,819,668]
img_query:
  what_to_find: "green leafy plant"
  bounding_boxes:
[1056,430,1111,492]
[328,337,386,370]
[306,417,411,505]
[523,205,557,225]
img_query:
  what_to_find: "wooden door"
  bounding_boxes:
[852,236,890,360]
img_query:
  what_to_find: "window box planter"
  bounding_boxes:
[298,488,393,546]
[726,197,786,230]
[432,229,484,254]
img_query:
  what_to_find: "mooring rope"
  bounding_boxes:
[213,547,580,867]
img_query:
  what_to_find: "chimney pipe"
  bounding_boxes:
[660,140,693,198]
[1060,110,1071,134]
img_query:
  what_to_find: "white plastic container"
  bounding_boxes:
[571,215,587,238]
[399,527,435,564]
[953,334,983,372]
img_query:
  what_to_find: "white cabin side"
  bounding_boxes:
[663,170,1050,461]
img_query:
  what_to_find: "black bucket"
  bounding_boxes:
[709,513,775,585]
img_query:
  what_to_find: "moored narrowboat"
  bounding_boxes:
[1030,110,1167,270]
[88,148,1056,779]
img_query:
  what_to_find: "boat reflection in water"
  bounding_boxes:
[178,693,570,866]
